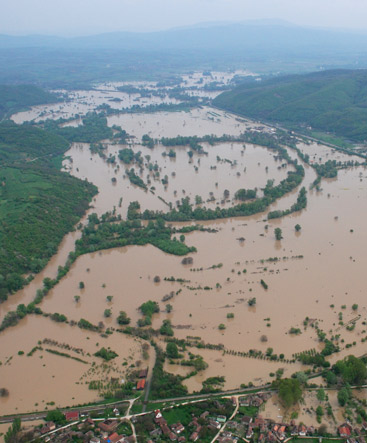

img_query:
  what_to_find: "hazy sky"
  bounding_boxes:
[2,0,367,36]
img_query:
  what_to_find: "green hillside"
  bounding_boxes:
[0,122,97,302]
[214,69,367,143]
[0,84,58,120]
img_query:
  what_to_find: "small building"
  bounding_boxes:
[137,379,146,390]
[98,419,118,433]
[241,415,252,426]
[40,426,51,435]
[246,426,254,439]
[217,415,227,423]
[89,437,101,443]
[339,425,352,437]
[161,424,171,436]
[239,396,250,407]
[139,368,148,378]
[65,411,80,422]
[190,432,199,442]
[107,432,125,443]
[208,420,221,431]
[298,425,307,436]
[172,423,185,434]
[46,422,56,431]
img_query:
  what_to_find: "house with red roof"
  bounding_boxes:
[64,411,79,421]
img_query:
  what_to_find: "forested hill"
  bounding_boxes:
[0,122,69,163]
[0,84,58,120]
[0,122,97,302]
[213,69,367,143]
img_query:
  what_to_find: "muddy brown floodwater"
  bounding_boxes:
[2,76,367,422]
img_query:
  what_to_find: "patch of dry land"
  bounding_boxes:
[1,72,367,427]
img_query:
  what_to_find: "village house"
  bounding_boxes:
[217,415,227,423]
[298,424,307,436]
[208,420,221,430]
[266,430,277,443]
[65,411,80,422]
[189,417,202,434]
[106,432,125,443]
[227,420,240,430]
[168,431,178,441]
[290,424,299,436]
[241,415,253,426]
[239,396,250,407]
[171,422,185,434]
[246,425,254,439]
[339,424,352,438]
[99,419,119,434]
[136,379,146,390]
[154,409,166,425]
[139,368,148,378]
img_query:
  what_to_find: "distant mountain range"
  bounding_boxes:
[1,21,367,56]
[1,22,367,88]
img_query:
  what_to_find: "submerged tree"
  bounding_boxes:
[275,227,283,240]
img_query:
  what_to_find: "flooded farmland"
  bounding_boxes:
[2,72,367,424]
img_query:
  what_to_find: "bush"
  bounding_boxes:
[94,347,118,361]
[117,311,130,325]
[166,342,179,359]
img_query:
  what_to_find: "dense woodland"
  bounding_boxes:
[0,117,97,302]
[214,69,367,143]
[43,113,120,144]
[75,213,197,257]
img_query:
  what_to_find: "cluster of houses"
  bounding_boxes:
[222,414,319,443]
[31,411,135,443]
[147,409,227,442]
[94,419,135,443]
[149,409,186,442]
[26,392,367,443]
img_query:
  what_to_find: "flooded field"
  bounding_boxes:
[2,71,367,421]
[0,315,151,414]
[11,70,255,125]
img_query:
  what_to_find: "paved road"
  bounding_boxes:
[141,351,156,413]
[0,400,130,425]
[0,384,269,425]
[148,384,270,405]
